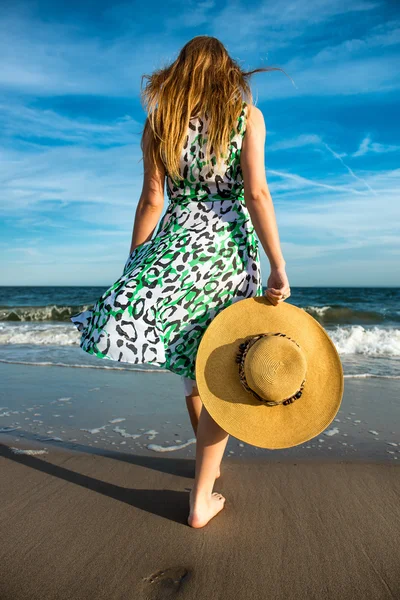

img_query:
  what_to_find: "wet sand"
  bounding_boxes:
[0,363,399,461]
[1,444,400,600]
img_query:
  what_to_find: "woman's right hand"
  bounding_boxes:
[265,266,291,306]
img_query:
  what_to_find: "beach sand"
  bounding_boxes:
[1,444,400,600]
[1,362,400,598]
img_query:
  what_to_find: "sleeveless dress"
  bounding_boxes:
[70,100,263,381]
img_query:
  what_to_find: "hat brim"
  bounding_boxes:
[195,297,344,449]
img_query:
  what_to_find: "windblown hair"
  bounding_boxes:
[140,36,290,183]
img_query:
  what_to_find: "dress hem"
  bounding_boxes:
[71,323,197,380]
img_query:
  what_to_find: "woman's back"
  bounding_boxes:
[166,101,249,203]
[71,99,263,379]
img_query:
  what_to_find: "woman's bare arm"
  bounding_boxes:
[240,105,286,270]
[129,126,165,254]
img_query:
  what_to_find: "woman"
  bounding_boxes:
[71,35,291,528]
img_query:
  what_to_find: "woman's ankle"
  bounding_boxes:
[190,485,214,502]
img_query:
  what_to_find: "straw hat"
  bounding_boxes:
[195,296,344,449]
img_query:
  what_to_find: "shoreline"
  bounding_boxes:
[2,356,400,381]
[1,362,399,462]
[1,444,399,599]
[2,437,400,465]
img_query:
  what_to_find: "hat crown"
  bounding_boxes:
[243,334,307,404]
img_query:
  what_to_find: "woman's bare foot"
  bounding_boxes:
[188,489,226,528]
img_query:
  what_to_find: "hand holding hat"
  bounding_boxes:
[265,265,291,305]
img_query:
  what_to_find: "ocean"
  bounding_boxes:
[1,285,399,460]
[0,285,399,379]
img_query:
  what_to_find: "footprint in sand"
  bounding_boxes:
[142,566,190,598]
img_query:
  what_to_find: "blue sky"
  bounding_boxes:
[1,0,399,287]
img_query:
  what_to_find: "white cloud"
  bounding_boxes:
[165,0,216,29]
[0,1,396,100]
[272,167,400,242]
[0,102,142,145]
[313,20,400,64]
[210,0,379,52]
[268,169,368,196]
[268,134,322,151]
[352,135,400,157]
[0,142,145,218]
[0,9,177,96]
[253,53,400,99]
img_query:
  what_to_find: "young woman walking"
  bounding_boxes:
[71,35,291,528]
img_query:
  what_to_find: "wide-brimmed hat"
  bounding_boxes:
[195,296,344,449]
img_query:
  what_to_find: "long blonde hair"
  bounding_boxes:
[140,35,289,183]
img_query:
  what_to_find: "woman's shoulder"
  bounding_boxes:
[245,103,263,121]
[244,103,265,134]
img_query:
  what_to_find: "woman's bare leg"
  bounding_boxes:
[185,385,202,435]
[188,404,229,528]
[185,383,221,478]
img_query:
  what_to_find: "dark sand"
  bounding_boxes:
[1,444,400,600]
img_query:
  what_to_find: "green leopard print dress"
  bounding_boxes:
[71,101,263,379]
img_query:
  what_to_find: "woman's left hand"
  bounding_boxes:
[265,266,291,306]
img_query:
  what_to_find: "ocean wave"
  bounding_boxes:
[1,321,400,357]
[1,303,398,326]
[0,323,79,346]
[305,305,399,324]
[343,373,400,379]
[329,325,400,357]
[0,304,92,322]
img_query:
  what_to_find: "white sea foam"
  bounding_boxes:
[144,429,159,440]
[0,426,21,432]
[0,323,79,345]
[108,418,126,424]
[1,320,399,358]
[344,373,400,379]
[112,426,141,439]
[324,427,340,437]
[10,447,48,455]
[147,438,196,452]
[307,306,331,317]
[329,325,400,357]
[80,426,107,434]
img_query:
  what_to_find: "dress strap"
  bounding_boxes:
[238,101,248,137]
